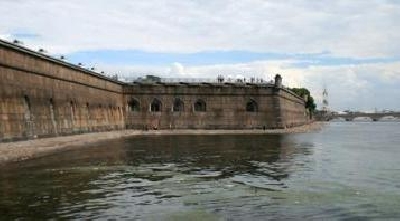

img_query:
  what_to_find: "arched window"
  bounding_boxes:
[246,99,258,112]
[150,98,162,112]
[173,98,184,112]
[128,99,140,112]
[194,99,206,112]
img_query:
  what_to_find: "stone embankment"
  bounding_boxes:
[0,122,325,165]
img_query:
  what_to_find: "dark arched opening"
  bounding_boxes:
[128,99,140,112]
[173,98,184,112]
[194,99,206,112]
[246,99,258,112]
[86,102,90,126]
[86,102,90,116]
[23,95,31,120]
[150,98,162,112]
[49,98,55,120]
[109,104,114,117]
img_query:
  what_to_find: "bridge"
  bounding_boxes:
[330,112,400,121]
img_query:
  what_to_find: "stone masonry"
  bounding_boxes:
[0,40,309,141]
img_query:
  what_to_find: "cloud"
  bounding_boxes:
[168,62,185,75]
[95,59,400,111]
[1,0,400,111]
[0,34,11,40]
[1,0,400,58]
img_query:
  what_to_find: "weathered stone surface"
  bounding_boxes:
[0,40,309,141]
[123,82,308,130]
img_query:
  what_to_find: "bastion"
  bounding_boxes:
[0,39,310,141]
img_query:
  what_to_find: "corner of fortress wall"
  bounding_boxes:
[0,40,310,141]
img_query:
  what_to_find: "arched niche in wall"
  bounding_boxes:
[23,95,31,121]
[109,104,114,117]
[128,98,140,112]
[150,98,162,112]
[49,98,55,120]
[194,99,206,112]
[246,99,258,112]
[86,102,90,115]
[49,98,58,133]
[70,100,76,120]
[173,98,184,112]
[85,102,91,127]
[22,94,34,137]
[117,107,121,120]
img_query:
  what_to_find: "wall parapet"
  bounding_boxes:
[0,39,122,85]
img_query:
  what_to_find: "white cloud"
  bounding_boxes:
[2,0,400,111]
[168,62,185,76]
[1,0,400,58]
[96,60,400,111]
[0,34,11,40]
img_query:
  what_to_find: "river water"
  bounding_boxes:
[1,122,400,220]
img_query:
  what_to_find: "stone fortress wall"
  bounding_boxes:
[0,40,125,141]
[123,81,308,130]
[0,39,309,141]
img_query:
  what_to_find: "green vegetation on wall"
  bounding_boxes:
[288,88,316,113]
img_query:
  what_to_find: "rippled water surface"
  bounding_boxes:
[1,122,400,220]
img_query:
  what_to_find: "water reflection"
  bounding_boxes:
[3,123,400,219]
[0,134,313,219]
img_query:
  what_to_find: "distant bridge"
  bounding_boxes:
[330,112,400,121]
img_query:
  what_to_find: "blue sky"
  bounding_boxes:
[65,50,399,67]
[1,0,400,111]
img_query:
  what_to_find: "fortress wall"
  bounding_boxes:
[0,40,309,141]
[278,89,310,128]
[0,43,124,141]
[123,83,309,130]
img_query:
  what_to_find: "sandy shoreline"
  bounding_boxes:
[0,122,326,165]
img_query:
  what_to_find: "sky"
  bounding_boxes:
[1,0,400,111]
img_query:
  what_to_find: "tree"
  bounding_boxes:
[288,88,317,114]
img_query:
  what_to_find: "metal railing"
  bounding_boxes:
[159,77,274,84]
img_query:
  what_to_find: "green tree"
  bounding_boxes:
[288,88,317,114]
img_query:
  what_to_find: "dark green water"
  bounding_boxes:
[1,122,400,220]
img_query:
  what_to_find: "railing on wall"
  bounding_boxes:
[159,77,274,84]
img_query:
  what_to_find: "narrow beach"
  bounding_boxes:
[0,122,325,165]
